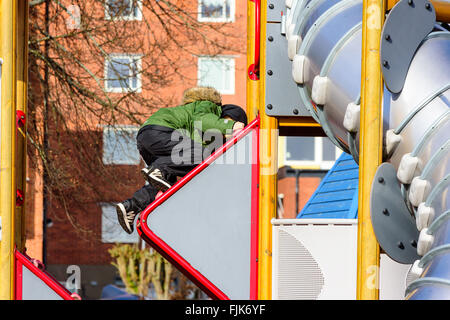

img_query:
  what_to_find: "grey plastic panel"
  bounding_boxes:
[22,267,64,300]
[371,163,420,264]
[381,0,436,93]
[146,134,254,300]
[265,23,310,116]
[267,0,287,22]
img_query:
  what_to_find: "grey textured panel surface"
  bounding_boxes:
[22,267,63,300]
[381,0,436,93]
[265,23,310,117]
[267,0,286,22]
[147,134,254,299]
[371,163,420,264]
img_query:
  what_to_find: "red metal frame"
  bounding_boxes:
[248,0,261,80]
[137,117,260,300]
[14,250,76,300]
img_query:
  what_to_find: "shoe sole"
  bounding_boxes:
[116,203,133,234]
[142,168,172,192]
[148,175,172,192]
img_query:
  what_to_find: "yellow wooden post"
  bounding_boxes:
[257,0,278,300]
[0,0,18,300]
[357,0,385,300]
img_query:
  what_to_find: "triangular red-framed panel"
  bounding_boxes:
[15,250,78,300]
[137,117,260,300]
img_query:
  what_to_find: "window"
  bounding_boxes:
[105,0,142,20]
[103,125,141,165]
[198,0,235,22]
[105,54,142,93]
[198,57,235,95]
[101,203,139,243]
[280,136,342,170]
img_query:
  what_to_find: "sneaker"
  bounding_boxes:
[141,166,172,192]
[116,199,140,234]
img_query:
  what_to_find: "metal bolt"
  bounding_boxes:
[397,242,405,250]
[268,3,274,9]
[411,240,417,248]
[383,60,389,67]
[268,36,274,42]
[408,0,413,6]
[385,34,391,41]
[267,70,273,76]
[378,177,384,183]
[267,104,273,110]
[293,109,299,115]
[425,2,431,10]
[382,208,390,216]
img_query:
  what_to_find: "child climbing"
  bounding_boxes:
[116,86,248,234]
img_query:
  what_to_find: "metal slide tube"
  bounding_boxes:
[285,0,450,299]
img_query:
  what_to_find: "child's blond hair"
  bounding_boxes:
[182,86,222,105]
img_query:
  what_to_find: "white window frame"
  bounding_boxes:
[104,54,142,93]
[198,0,235,23]
[281,136,342,170]
[197,56,235,95]
[100,203,139,243]
[102,125,141,165]
[105,0,142,21]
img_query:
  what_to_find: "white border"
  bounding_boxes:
[104,53,142,93]
[197,56,235,95]
[104,0,142,21]
[197,0,235,23]
[281,136,342,170]
[102,125,141,165]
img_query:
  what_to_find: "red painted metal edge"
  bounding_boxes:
[15,252,23,300]
[14,250,75,300]
[137,117,260,300]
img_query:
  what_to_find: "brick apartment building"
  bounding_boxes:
[23,0,341,299]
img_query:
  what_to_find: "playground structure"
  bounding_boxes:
[1,0,450,300]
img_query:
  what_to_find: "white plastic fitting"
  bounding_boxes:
[407,260,424,284]
[416,203,435,231]
[311,76,329,106]
[397,153,419,184]
[385,129,402,157]
[417,228,434,256]
[409,177,431,207]
[343,102,360,133]
[286,23,295,40]
[292,54,308,84]
[288,35,301,60]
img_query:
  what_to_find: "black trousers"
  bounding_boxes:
[131,125,212,210]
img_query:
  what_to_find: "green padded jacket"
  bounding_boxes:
[141,100,235,145]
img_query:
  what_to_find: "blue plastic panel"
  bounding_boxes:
[297,152,359,219]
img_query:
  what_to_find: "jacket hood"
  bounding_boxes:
[182,86,222,106]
